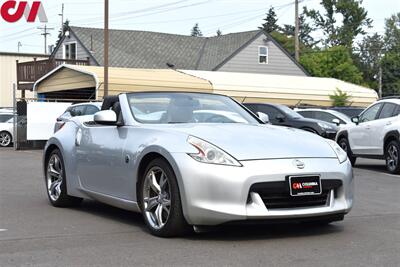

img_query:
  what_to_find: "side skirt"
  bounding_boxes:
[352,154,385,160]
[78,188,141,212]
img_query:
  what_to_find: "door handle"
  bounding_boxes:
[365,125,371,130]
[386,121,392,126]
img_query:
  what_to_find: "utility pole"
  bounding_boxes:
[17,42,22,53]
[59,3,64,31]
[38,25,54,54]
[294,0,300,62]
[104,0,109,97]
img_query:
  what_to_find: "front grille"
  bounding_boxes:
[250,179,342,210]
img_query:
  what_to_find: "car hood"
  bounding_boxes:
[158,123,337,160]
[292,117,338,131]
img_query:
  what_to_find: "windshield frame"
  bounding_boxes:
[126,92,262,125]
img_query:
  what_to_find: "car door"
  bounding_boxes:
[349,103,383,154]
[368,103,399,155]
[75,107,133,200]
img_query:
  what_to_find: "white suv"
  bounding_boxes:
[336,98,400,173]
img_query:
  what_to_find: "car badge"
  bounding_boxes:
[294,159,305,169]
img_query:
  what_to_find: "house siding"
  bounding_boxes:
[217,35,307,76]
[54,32,97,65]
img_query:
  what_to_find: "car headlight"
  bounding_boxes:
[187,136,242,167]
[326,139,348,164]
[318,122,334,130]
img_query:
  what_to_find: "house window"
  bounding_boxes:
[258,46,268,64]
[64,43,77,60]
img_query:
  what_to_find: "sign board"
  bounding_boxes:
[27,102,71,140]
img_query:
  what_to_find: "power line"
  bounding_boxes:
[38,25,55,54]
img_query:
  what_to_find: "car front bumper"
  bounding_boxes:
[321,130,337,140]
[171,154,354,226]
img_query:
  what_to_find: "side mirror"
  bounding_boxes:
[276,114,285,122]
[332,118,340,126]
[351,116,359,125]
[257,112,270,124]
[94,110,117,125]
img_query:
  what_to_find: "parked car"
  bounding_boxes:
[329,107,364,118]
[44,92,353,237]
[0,113,14,147]
[296,108,352,126]
[244,103,338,139]
[336,99,400,173]
[54,102,102,132]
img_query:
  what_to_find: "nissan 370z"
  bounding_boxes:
[43,92,353,237]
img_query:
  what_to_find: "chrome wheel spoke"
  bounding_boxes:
[387,145,398,170]
[155,204,164,227]
[144,196,158,211]
[0,133,10,146]
[143,166,172,230]
[47,154,63,201]
[150,172,161,194]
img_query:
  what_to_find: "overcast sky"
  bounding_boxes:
[0,0,399,54]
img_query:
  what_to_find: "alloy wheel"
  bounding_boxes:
[47,153,63,202]
[0,132,11,147]
[386,144,399,172]
[142,167,171,230]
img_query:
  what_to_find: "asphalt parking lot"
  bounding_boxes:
[0,148,399,267]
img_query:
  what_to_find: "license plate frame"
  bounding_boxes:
[289,175,322,197]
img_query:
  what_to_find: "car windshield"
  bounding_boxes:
[328,110,351,122]
[127,92,259,124]
[279,105,303,119]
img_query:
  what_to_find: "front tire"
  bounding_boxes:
[338,137,356,166]
[0,131,12,147]
[139,158,190,237]
[45,149,83,207]
[385,140,400,174]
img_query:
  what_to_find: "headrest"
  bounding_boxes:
[101,96,119,110]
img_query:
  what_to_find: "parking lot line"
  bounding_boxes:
[0,229,8,232]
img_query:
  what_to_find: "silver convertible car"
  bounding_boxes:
[43,92,353,237]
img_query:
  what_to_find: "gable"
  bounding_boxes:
[217,34,308,76]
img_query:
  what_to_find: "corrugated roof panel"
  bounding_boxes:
[180,70,378,107]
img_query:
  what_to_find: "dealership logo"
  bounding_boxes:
[292,182,303,190]
[0,1,47,23]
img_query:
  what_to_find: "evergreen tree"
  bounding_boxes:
[216,29,222,36]
[259,7,279,33]
[190,23,203,37]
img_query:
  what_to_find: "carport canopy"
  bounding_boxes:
[180,70,378,107]
[33,65,214,100]
[34,64,378,107]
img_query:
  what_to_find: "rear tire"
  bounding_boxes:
[45,149,83,207]
[139,158,191,237]
[385,140,400,174]
[338,137,356,166]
